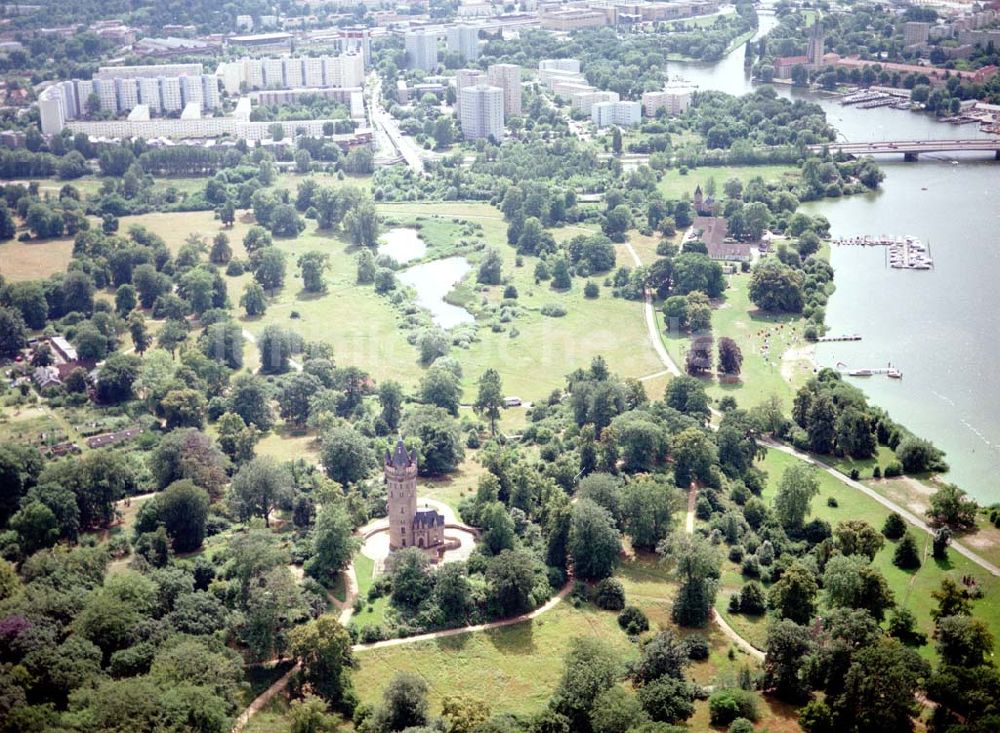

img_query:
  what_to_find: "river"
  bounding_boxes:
[672,13,1000,502]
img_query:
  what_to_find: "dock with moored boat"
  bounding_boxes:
[837,363,904,379]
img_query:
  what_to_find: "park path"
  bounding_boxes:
[230,559,570,733]
[231,574,357,733]
[681,480,766,660]
[350,580,574,652]
[622,239,682,378]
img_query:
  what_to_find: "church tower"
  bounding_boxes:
[385,438,418,550]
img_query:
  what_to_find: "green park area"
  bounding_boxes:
[716,448,1000,657]
[657,165,800,201]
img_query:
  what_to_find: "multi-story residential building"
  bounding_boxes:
[95,79,118,113]
[115,78,139,111]
[591,100,641,127]
[459,83,504,141]
[138,77,162,112]
[324,54,364,87]
[571,89,618,115]
[284,58,304,88]
[95,64,203,80]
[641,85,694,116]
[217,55,365,93]
[539,58,581,73]
[552,80,596,99]
[262,58,284,88]
[303,57,325,87]
[405,30,439,71]
[446,25,480,62]
[456,68,487,98]
[160,77,183,112]
[202,75,221,109]
[180,75,204,107]
[487,63,521,117]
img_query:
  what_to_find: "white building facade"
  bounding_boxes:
[459,84,503,141]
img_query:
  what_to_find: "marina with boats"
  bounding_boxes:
[831,234,934,270]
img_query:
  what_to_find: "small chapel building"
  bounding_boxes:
[385,438,445,551]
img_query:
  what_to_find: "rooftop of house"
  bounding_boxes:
[414,509,445,528]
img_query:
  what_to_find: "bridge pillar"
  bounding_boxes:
[903,152,918,162]
[995,150,1000,161]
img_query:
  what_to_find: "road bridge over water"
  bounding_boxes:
[807,138,1000,160]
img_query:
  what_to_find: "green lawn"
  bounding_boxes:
[657,164,799,201]
[658,271,812,410]
[717,448,1000,657]
[352,552,800,731]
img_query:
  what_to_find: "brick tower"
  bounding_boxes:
[386,438,418,550]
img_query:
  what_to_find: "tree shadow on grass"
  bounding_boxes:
[435,633,471,653]
[485,620,537,655]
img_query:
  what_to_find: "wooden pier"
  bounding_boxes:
[817,334,862,342]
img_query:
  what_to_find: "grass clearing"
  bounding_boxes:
[0,237,75,281]
[657,164,799,201]
[657,271,813,410]
[353,602,636,717]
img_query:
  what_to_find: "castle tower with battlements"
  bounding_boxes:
[385,437,444,550]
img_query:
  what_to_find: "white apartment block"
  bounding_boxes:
[138,77,161,112]
[446,25,479,62]
[459,84,503,141]
[160,77,183,112]
[455,68,486,98]
[405,30,439,71]
[487,63,521,117]
[262,58,284,88]
[95,63,203,80]
[592,100,641,128]
[39,85,65,134]
[641,86,693,116]
[539,58,581,73]
[284,58,304,88]
[552,80,595,99]
[216,55,365,94]
[75,79,94,110]
[324,55,364,88]
[539,67,587,90]
[65,117,373,142]
[303,57,324,87]
[96,79,118,113]
[181,75,204,107]
[202,76,221,109]
[571,90,618,115]
[116,78,139,111]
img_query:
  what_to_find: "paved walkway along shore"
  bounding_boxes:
[760,438,1000,578]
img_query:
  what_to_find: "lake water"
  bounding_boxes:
[378,227,427,264]
[673,14,1000,501]
[398,256,475,329]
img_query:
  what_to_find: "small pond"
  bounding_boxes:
[398,256,474,329]
[377,227,426,264]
